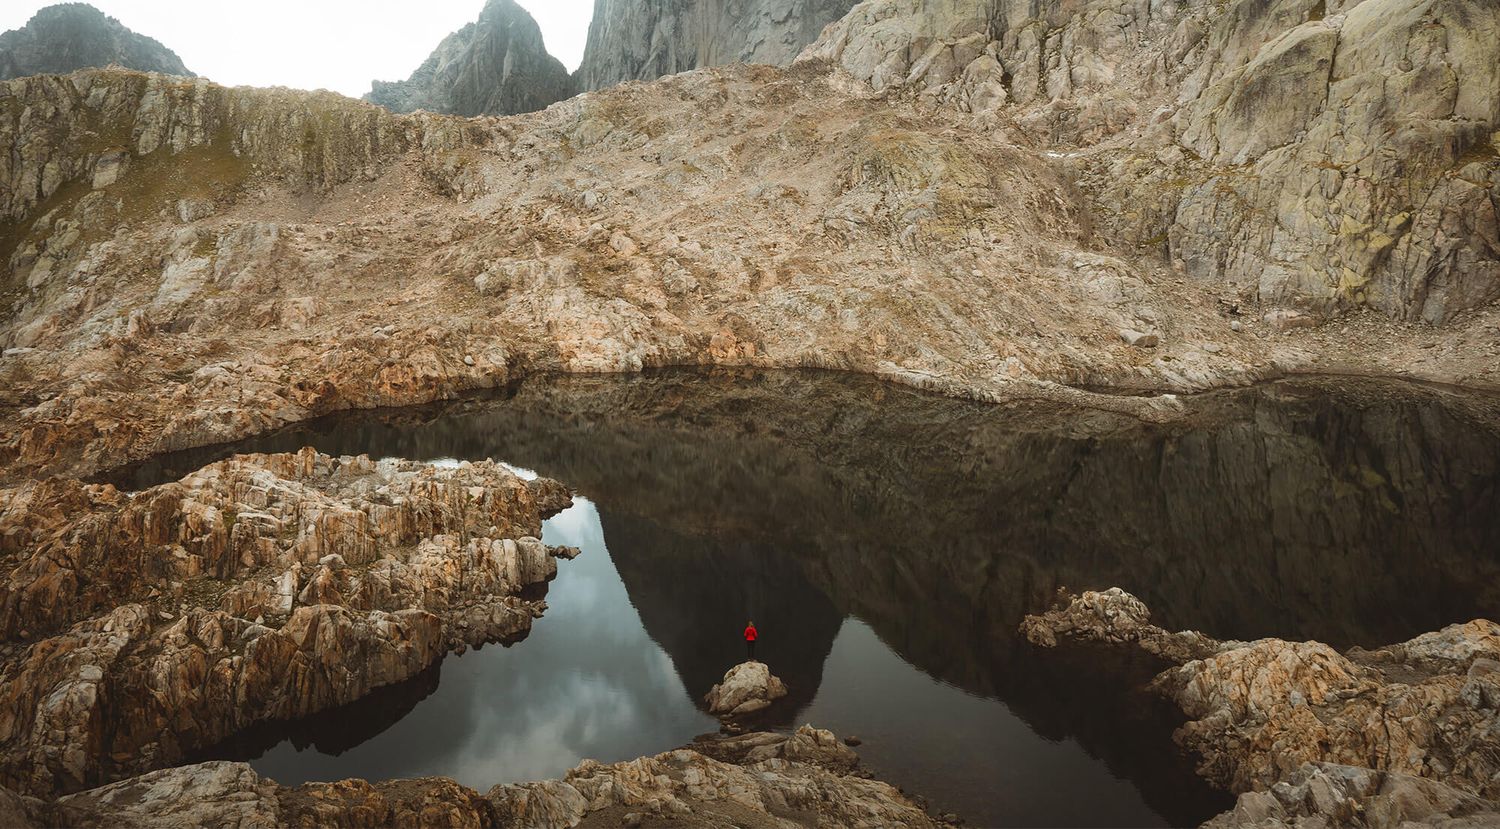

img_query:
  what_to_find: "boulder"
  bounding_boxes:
[704,660,789,716]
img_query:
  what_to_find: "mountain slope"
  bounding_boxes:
[0,0,1496,484]
[364,0,572,117]
[0,3,191,81]
[574,0,859,91]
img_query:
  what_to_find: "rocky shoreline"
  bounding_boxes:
[1024,588,1500,827]
[0,449,575,796]
[0,726,937,829]
[0,396,1493,827]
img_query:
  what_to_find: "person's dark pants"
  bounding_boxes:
[747,640,755,660]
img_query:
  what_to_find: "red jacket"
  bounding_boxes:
[743,626,758,642]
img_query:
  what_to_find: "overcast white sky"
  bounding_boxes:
[0,1,595,98]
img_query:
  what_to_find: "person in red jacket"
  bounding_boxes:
[744,621,758,661]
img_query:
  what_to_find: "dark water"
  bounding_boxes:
[118,370,1500,828]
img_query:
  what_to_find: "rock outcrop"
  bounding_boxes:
[574,0,859,91]
[365,0,574,117]
[704,660,789,716]
[0,449,576,796]
[1205,763,1500,829]
[803,0,1500,325]
[0,3,192,81]
[1,0,1498,487]
[1025,589,1500,825]
[0,727,934,829]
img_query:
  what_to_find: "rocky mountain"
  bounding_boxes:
[0,0,1498,825]
[574,0,859,91]
[0,3,191,81]
[2,0,1497,484]
[364,0,572,116]
[806,0,1500,324]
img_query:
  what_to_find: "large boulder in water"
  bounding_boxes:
[705,661,788,716]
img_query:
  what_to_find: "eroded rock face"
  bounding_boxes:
[0,726,930,829]
[0,449,575,796]
[0,3,192,81]
[2,0,1499,490]
[803,0,1500,324]
[1205,763,1500,829]
[1024,590,1500,823]
[575,0,859,91]
[365,0,574,117]
[704,660,789,716]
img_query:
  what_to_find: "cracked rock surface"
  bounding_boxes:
[1025,589,1500,826]
[0,449,575,796]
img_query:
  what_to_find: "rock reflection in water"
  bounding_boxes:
[135,369,1500,827]
[209,498,719,788]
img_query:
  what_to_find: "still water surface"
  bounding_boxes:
[121,370,1500,827]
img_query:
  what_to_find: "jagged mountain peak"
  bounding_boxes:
[0,2,193,81]
[364,0,573,117]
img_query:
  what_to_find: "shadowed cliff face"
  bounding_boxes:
[574,0,859,91]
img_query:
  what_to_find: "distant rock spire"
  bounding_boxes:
[0,3,193,81]
[364,0,574,117]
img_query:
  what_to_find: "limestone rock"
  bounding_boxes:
[0,4,192,81]
[704,660,789,716]
[0,450,575,796]
[1120,329,1160,349]
[489,726,923,828]
[1204,763,1500,829]
[56,761,281,828]
[1020,588,1217,662]
[8,727,932,829]
[575,0,859,91]
[365,0,574,117]
[1027,590,1500,807]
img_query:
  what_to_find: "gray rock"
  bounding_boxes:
[704,660,789,715]
[0,3,193,81]
[365,0,573,117]
[575,0,859,92]
[1204,763,1500,829]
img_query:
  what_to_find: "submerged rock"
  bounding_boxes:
[0,449,576,796]
[704,660,789,716]
[1024,590,1500,824]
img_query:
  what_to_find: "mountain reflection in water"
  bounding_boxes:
[133,369,1500,828]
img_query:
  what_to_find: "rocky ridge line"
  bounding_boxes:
[0,3,192,81]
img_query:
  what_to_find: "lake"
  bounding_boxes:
[114,369,1500,827]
